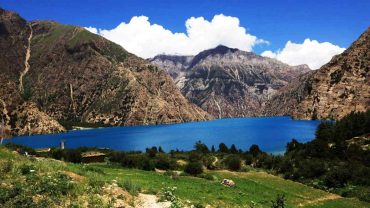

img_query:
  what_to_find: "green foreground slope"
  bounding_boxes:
[1,147,368,208]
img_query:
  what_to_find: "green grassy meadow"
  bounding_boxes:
[1,147,368,208]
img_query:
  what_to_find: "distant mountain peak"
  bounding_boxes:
[188,45,241,69]
[211,45,239,53]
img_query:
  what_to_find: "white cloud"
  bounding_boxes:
[85,26,98,34]
[261,39,345,69]
[85,14,267,58]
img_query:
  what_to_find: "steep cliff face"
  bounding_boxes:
[150,55,194,88]
[291,27,370,120]
[151,45,310,118]
[263,71,314,116]
[0,9,211,135]
[0,9,64,135]
[265,27,370,120]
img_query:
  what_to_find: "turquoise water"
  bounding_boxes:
[6,117,320,154]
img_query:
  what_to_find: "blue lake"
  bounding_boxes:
[7,117,320,154]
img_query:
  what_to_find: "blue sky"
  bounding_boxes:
[1,0,369,68]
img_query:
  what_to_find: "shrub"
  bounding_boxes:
[298,159,326,178]
[244,154,253,165]
[203,155,217,170]
[88,177,105,193]
[324,167,352,188]
[146,146,158,158]
[119,180,141,196]
[142,158,156,171]
[4,143,36,155]
[225,155,242,171]
[0,184,37,207]
[19,164,36,175]
[121,154,152,170]
[31,172,75,197]
[188,152,202,162]
[160,186,184,207]
[155,154,175,170]
[63,149,82,163]
[199,173,217,181]
[0,160,13,174]
[164,170,179,180]
[81,165,105,174]
[184,162,203,175]
[108,151,126,164]
[271,194,286,208]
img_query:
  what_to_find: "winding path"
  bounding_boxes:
[19,23,33,93]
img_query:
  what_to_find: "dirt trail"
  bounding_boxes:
[298,194,341,207]
[19,23,33,93]
[135,194,171,208]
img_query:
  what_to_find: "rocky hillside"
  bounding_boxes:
[265,27,370,120]
[151,45,310,118]
[262,71,314,116]
[0,8,211,136]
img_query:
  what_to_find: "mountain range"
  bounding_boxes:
[1,8,369,136]
[264,27,370,120]
[150,45,311,118]
[0,8,211,136]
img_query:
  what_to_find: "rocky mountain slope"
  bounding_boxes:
[0,8,211,136]
[265,27,370,120]
[151,45,310,118]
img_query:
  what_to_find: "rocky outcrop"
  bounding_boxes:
[151,45,310,118]
[265,27,370,120]
[262,71,314,116]
[11,102,65,135]
[0,8,211,136]
[149,55,193,89]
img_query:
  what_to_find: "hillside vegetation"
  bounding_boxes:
[0,146,369,208]
[1,110,369,207]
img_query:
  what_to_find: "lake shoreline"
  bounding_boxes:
[6,116,320,154]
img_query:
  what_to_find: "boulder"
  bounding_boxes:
[221,179,235,187]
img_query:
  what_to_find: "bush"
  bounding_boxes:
[184,162,203,175]
[88,177,105,192]
[297,159,326,178]
[198,173,217,181]
[0,184,37,207]
[146,146,158,158]
[4,143,36,155]
[203,155,217,170]
[324,167,352,188]
[142,158,156,171]
[0,160,13,174]
[19,164,36,175]
[155,154,175,170]
[25,172,75,197]
[119,180,141,196]
[121,154,149,169]
[81,165,105,174]
[225,155,242,171]
[188,152,202,162]
[108,151,126,164]
[271,194,286,208]
[244,154,253,166]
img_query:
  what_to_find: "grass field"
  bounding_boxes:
[74,164,369,208]
[1,147,369,208]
